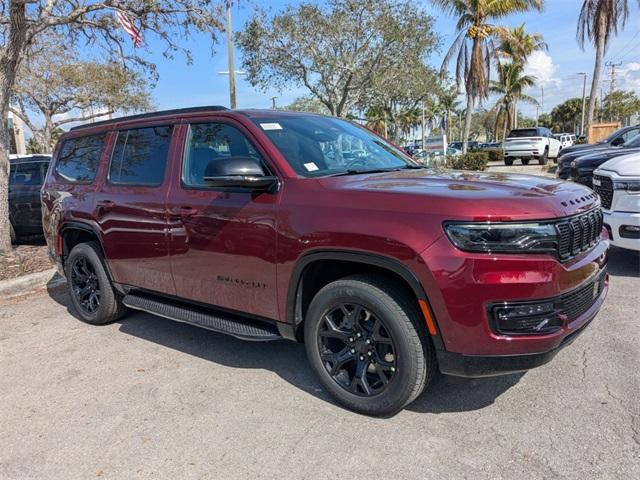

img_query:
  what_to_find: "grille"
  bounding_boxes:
[557,270,607,322]
[556,209,603,260]
[593,175,614,209]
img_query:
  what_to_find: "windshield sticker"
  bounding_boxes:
[260,122,283,131]
[304,162,319,172]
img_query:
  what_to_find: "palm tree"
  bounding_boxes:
[396,107,421,141]
[434,0,544,153]
[497,24,547,65]
[490,62,539,141]
[577,0,634,136]
[365,106,387,137]
[438,87,461,142]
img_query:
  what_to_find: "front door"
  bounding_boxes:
[167,120,280,320]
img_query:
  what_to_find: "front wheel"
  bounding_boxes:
[65,242,127,325]
[504,158,514,166]
[522,158,530,166]
[304,274,436,416]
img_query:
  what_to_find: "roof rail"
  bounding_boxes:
[70,106,229,131]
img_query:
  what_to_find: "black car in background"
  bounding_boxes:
[9,155,51,242]
[569,135,640,187]
[557,125,640,178]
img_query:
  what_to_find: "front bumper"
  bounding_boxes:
[436,282,605,377]
[604,210,640,251]
[417,234,609,361]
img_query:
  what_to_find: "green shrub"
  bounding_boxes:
[485,148,503,163]
[446,151,490,171]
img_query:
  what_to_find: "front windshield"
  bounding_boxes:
[623,134,640,148]
[251,115,416,177]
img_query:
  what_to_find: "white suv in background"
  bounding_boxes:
[555,133,576,150]
[592,153,640,251]
[503,127,562,166]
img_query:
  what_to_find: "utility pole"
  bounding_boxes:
[225,0,236,109]
[270,96,278,109]
[577,72,587,136]
[540,86,544,118]
[421,102,426,150]
[605,61,622,95]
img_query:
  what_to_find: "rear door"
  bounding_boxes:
[9,159,49,233]
[166,118,280,320]
[95,124,177,295]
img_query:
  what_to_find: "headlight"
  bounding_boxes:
[444,222,558,253]
[612,180,640,192]
[570,161,576,167]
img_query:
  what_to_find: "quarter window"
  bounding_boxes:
[182,123,264,187]
[10,161,47,186]
[55,135,105,183]
[109,126,172,186]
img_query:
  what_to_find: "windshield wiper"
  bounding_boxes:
[328,165,424,177]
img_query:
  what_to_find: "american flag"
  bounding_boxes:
[116,10,142,48]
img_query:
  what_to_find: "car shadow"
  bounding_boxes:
[45,283,522,415]
[607,246,639,278]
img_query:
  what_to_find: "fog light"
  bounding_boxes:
[619,225,640,239]
[490,301,562,335]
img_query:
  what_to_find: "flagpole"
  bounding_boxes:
[226,0,237,109]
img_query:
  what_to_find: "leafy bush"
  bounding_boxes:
[446,151,490,171]
[485,148,503,163]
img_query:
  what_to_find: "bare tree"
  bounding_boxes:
[0,0,222,252]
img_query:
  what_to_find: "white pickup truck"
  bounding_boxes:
[503,127,562,166]
[592,153,640,251]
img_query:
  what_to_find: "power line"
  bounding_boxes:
[608,29,640,62]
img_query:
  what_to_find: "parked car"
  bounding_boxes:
[9,154,51,242]
[557,125,640,174]
[554,133,576,150]
[592,153,640,251]
[503,127,561,165]
[42,106,609,416]
[413,147,461,166]
[569,134,640,188]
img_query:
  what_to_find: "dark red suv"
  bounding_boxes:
[42,106,609,415]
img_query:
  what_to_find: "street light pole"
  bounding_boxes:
[577,72,587,137]
[271,96,278,109]
[225,0,236,109]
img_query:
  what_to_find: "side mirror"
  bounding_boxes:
[611,137,624,146]
[203,156,279,191]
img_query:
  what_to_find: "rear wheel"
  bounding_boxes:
[522,158,530,166]
[65,242,127,325]
[504,158,514,166]
[10,223,17,244]
[304,274,436,416]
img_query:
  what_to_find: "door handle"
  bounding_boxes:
[96,200,115,213]
[171,206,198,218]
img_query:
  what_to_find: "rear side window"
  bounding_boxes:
[109,126,172,186]
[55,134,105,183]
[10,161,47,186]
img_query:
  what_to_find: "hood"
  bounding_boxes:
[560,145,614,164]
[574,146,640,167]
[596,153,640,177]
[561,143,606,156]
[318,169,598,221]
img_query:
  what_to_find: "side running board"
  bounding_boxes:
[123,293,282,342]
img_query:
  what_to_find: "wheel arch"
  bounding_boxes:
[284,250,443,348]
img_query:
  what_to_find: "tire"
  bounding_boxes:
[10,223,17,244]
[504,158,514,166]
[65,242,127,325]
[539,148,549,165]
[304,274,436,416]
[522,158,530,166]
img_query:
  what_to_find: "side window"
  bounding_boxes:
[182,122,265,187]
[55,134,105,183]
[11,162,45,186]
[109,126,172,186]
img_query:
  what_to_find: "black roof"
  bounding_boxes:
[70,106,229,131]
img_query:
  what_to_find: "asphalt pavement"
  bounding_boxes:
[1,247,638,479]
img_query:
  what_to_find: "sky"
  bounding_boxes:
[87,0,640,120]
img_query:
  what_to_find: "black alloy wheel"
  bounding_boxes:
[318,302,397,397]
[70,255,101,315]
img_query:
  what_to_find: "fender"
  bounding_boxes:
[59,221,122,292]
[283,249,445,350]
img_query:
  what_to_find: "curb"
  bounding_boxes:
[0,268,66,299]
